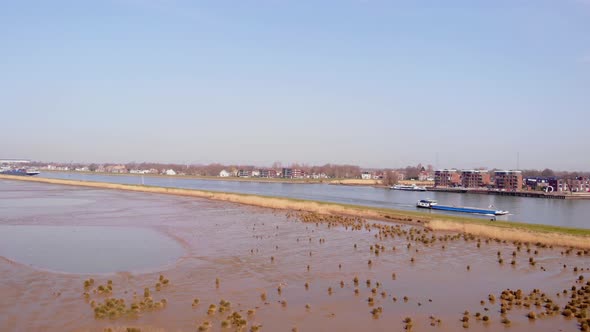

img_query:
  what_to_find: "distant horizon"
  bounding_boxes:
[17,158,589,173]
[2,1,589,170]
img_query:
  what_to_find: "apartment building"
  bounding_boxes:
[494,170,523,191]
[282,168,303,179]
[460,170,491,188]
[434,169,461,187]
[259,169,278,178]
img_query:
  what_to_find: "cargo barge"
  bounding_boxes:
[416,199,509,216]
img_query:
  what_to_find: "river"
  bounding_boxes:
[38,172,590,229]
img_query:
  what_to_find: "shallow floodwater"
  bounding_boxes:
[0,225,183,273]
[0,179,588,332]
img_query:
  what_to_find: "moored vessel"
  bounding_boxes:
[0,167,40,176]
[391,184,427,191]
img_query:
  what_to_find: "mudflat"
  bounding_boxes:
[0,179,588,331]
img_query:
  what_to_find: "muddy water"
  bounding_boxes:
[0,225,183,274]
[0,179,588,332]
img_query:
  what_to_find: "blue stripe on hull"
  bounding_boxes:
[431,205,497,215]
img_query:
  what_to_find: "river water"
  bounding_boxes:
[39,172,590,229]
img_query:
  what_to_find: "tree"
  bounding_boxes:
[271,161,282,170]
[540,168,555,177]
[382,170,399,186]
[404,165,421,180]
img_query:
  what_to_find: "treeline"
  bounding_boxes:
[519,169,590,178]
[32,160,437,180]
[36,161,364,178]
[143,162,363,178]
[111,162,429,179]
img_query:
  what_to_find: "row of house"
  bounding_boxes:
[221,168,332,179]
[525,176,590,193]
[434,169,523,190]
[221,168,294,179]
[361,171,394,180]
[46,164,178,176]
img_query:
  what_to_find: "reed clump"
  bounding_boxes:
[370,306,383,319]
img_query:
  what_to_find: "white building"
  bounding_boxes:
[130,169,150,174]
[361,171,372,180]
[165,169,177,176]
[219,170,230,177]
[0,159,30,164]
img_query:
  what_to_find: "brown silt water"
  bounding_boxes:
[0,180,588,331]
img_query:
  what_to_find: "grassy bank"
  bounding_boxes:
[2,174,590,248]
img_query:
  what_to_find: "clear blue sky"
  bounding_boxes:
[1,1,589,170]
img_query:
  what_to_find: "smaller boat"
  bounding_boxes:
[390,184,427,191]
[416,199,508,216]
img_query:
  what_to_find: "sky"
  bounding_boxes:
[1,0,589,170]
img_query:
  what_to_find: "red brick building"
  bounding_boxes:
[461,170,491,188]
[552,177,590,192]
[494,171,523,191]
[434,169,461,187]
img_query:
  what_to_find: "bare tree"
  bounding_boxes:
[382,170,399,186]
[540,168,555,177]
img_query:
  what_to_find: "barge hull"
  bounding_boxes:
[431,205,498,215]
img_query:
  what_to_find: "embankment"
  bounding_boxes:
[2,174,590,249]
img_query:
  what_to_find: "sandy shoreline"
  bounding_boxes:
[2,174,590,249]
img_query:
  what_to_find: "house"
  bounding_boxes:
[418,171,432,182]
[105,165,127,173]
[361,171,372,180]
[259,169,278,178]
[282,168,293,178]
[525,177,552,191]
[550,177,590,192]
[130,169,150,174]
[219,170,231,177]
[567,177,590,192]
[237,169,251,177]
[165,169,177,176]
[373,172,383,180]
[251,170,260,177]
[282,168,303,179]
